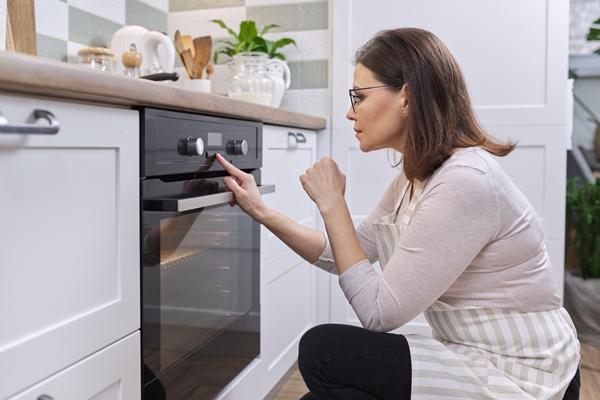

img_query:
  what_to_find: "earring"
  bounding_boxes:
[403,109,407,115]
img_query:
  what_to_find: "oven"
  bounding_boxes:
[139,108,273,399]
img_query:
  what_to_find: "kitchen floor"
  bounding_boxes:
[268,341,600,400]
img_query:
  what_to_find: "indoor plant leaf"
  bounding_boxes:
[210,19,239,41]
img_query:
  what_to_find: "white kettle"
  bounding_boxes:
[109,25,176,75]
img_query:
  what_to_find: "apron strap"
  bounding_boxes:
[401,178,428,226]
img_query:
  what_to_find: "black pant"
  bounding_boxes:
[298,324,412,400]
[297,324,581,400]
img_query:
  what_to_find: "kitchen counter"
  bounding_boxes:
[0,51,327,130]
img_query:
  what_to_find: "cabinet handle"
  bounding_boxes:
[288,132,298,149]
[37,395,55,400]
[295,133,307,143]
[0,109,60,134]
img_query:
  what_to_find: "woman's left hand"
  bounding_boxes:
[300,157,346,212]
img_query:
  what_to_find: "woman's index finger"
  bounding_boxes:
[216,152,246,178]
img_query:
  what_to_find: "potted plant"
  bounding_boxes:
[210,20,296,63]
[564,177,600,349]
[208,20,295,107]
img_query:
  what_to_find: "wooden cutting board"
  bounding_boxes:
[6,0,36,55]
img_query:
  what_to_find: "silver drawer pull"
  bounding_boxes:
[38,395,55,400]
[288,132,298,149]
[146,184,276,212]
[296,133,307,143]
[0,109,60,134]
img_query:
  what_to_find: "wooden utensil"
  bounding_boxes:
[174,30,186,60]
[5,7,15,52]
[182,35,195,58]
[193,36,212,79]
[205,64,214,80]
[7,0,37,55]
[180,49,197,79]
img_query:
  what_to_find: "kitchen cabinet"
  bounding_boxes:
[260,125,318,398]
[0,93,140,400]
[8,332,140,400]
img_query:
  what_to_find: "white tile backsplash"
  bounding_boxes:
[264,29,329,62]
[168,7,246,40]
[68,0,126,25]
[245,0,324,5]
[139,0,168,13]
[35,0,69,41]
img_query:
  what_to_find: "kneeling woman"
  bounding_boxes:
[216,27,580,400]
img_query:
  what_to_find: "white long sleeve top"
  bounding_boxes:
[313,147,561,332]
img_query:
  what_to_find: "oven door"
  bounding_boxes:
[141,171,270,399]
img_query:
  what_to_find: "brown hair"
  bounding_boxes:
[354,28,516,182]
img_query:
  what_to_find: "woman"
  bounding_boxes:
[216,28,581,400]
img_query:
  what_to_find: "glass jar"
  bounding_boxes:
[228,52,275,106]
[77,47,114,72]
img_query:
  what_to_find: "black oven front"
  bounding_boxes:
[140,109,271,399]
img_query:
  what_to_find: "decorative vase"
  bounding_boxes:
[267,59,291,108]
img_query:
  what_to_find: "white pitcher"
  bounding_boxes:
[267,59,291,108]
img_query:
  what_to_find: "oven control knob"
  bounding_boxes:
[177,137,205,156]
[226,139,248,156]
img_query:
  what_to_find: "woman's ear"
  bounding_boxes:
[400,83,409,113]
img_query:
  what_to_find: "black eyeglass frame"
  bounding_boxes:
[348,83,404,112]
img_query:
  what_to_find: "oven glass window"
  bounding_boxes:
[142,183,259,378]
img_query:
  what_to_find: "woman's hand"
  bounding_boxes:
[300,157,346,213]
[216,152,268,220]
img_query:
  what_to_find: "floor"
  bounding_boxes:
[267,341,600,400]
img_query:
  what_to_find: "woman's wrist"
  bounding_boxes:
[317,194,346,217]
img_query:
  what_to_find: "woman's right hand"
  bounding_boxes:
[216,152,268,221]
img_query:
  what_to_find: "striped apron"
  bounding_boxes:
[373,179,580,399]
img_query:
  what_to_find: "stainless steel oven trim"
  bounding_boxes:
[150,184,275,212]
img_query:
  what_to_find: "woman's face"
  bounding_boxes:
[346,63,408,153]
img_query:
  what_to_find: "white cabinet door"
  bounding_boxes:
[330,0,570,330]
[260,126,318,264]
[260,125,318,398]
[9,332,141,400]
[0,94,140,399]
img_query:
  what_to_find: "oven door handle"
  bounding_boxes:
[148,184,276,212]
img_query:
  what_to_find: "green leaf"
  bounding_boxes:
[210,19,239,40]
[260,24,280,36]
[270,38,297,57]
[238,21,258,43]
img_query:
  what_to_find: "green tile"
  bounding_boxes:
[288,59,328,90]
[36,34,68,62]
[247,2,328,33]
[126,0,168,33]
[169,0,244,12]
[69,6,123,47]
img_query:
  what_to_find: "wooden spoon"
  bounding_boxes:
[174,30,186,60]
[182,35,195,58]
[193,36,212,79]
[205,64,214,80]
[180,49,197,79]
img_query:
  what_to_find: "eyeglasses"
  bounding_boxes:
[349,83,404,112]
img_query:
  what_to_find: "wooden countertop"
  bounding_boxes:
[0,51,327,130]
